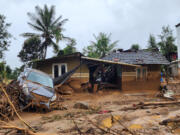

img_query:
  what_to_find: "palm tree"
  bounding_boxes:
[94,33,118,57]
[83,33,118,58]
[22,4,69,59]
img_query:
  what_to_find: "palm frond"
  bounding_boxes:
[51,40,59,54]
[57,18,68,27]
[21,33,41,37]
[62,35,72,42]
[27,12,37,22]
[49,5,55,24]
[51,15,62,26]
[36,19,46,31]
[27,22,44,31]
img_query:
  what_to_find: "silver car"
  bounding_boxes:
[18,68,56,108]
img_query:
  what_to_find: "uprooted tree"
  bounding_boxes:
[0,14,11,59]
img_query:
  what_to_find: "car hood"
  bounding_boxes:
[27,81,54,98]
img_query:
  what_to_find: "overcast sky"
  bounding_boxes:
[0,0,180,69]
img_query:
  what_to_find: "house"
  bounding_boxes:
[32,52,89,85]
[33,50,169,92]
[100,49,170,90]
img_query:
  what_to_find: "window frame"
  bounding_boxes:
[136,67,147,80]
[52,63,68,78]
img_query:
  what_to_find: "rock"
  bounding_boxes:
[146,111,151,113]
[73,102,89,109]
[85,127,95,134]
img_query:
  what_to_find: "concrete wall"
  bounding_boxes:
[176,26,180,63]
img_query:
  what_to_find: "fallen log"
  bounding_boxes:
[0,120,46,135]
[121,100,180,111]
[159,117,180,125]
[138,100,180,106]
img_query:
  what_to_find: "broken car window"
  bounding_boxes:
[27,71,53,88]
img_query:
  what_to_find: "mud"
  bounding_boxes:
[2,90,180,135]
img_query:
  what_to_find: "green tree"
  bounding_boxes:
[158,26,177,62]
[0,14,11,59]
[11,66,24,79]
[63,39,77,55]
[22,4,69,59]
[147,34,158,51]
[130,44,140,51]
[83,33,118,58]
[18,36,43,62]
[0,62,6,80]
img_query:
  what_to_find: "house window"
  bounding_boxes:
[52,64,67,78]
[54,65,59,78]
[136,67,147,80]
[142,68,147,79]
[137,68,141,79]
[61,65,66,75]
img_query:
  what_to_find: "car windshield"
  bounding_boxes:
[27,71,53,88]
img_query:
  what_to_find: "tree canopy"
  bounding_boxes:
[147,34,158,51]
[158,26,177,62]
[18,36,43,63]
[61,39,77,55]
[0,14,11,59]
[83,33,118,58]
[21,4,69,59]
[130,44,140,51]
[0,62,20,80]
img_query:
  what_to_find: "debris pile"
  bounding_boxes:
[0,80,22,120]
[0,80,65,121]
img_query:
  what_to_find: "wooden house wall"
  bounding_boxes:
[121,65,161,91]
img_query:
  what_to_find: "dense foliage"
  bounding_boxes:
[83,33,118,58]
[0,62,22,80]
[0,14,11,59]
[147,34,158,51]
[130,44,140,51]
[57,39,77,56]
[18,36,43,62]
[158,26,177,62]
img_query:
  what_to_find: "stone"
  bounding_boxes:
[73,102,89,109]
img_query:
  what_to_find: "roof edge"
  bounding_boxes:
[81,56,141,67]
[176,23,180,27]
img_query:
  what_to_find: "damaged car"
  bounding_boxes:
[18,68,56,109]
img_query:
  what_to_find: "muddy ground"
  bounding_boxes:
[2,89,180,135]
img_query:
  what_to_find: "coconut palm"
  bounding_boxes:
[83,33,118,58]
[22,4,69,59]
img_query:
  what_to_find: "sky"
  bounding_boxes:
[0,0,180,69]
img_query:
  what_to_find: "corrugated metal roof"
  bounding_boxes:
[102,50,170,65]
